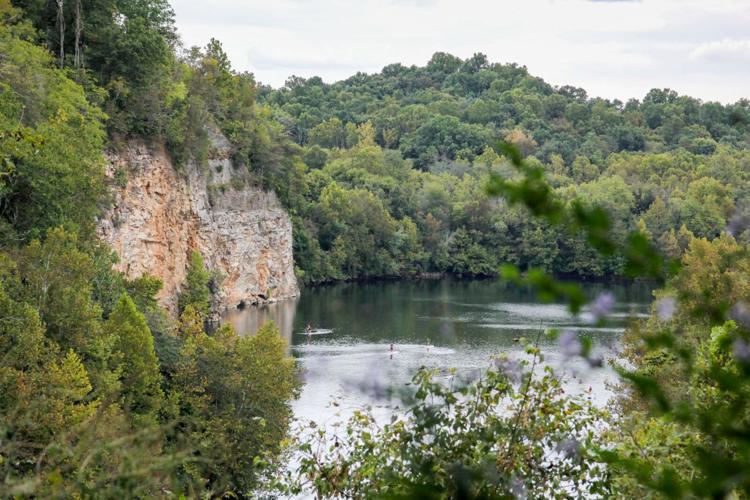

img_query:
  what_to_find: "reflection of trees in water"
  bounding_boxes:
[225,298,299,348]
[290,279,652,348]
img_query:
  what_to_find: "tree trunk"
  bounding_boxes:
[56,0,65,67]
[74,0,82,69]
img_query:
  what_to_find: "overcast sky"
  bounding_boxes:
[171,0,750,103]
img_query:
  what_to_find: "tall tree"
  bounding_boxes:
[106,293,164,425]
[174,321,298,494]
[178,251,211,318]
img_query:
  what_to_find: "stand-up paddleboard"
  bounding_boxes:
[295,328,334,336]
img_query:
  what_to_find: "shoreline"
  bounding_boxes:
[298,271,655,293]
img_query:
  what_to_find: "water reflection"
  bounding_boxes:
[227,297,298,346]
[226,278,654,425]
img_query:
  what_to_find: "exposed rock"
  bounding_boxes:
[98,137,299,316]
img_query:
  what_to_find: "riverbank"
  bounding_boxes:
[297,271,655,296]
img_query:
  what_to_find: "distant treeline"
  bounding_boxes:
[257,54,750,284]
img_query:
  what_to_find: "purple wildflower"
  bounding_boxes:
[727,211,750,237]
[656,297,677,322]
[556,437,581,460]
[494,356,521,382]
[559,330,582,358]
[733,339,750,363]
[586,353,604,368]
[590,292,615,322]
[509,475,527,500]
[730,302,750,330]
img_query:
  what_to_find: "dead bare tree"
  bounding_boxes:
[56,0,64,67]
[73,0,83,69]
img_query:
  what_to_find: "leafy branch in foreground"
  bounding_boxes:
[491,142,750,498]
[294,337,606,499]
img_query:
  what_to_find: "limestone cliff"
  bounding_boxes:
[97,135,299,315]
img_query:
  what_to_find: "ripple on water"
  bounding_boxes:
[487,302,572,319]
[476,323,625,334]
[293,342,456,356]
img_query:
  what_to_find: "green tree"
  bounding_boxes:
[675,177,734,238]
[13,0,177,135]
[316,183,402,278]
[308,117,345,148]
[303,144,329,169]
[178,251,211,318]
[0,19,105,241]
[13,228,118,395]
[446,228,497,276]
[106,293,164,425]
[570,155,599,183]
[175,321,298,495]
[0,276,98,485]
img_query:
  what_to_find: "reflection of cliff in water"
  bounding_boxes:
[225,298,298,346]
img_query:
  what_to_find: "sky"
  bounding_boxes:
[170,0,750,104]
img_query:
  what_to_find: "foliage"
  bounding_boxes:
[161,38,303,202]
[257,53,750,286]
[263,53,750,167]
[0,2,309,497]
[606,234,750,497]
[289,141,750,498]
[11,228,117,394]
[5,0,750,496]
[177,250,211,318]
[12,0,177,135]
[0,229,300,496]
[0,232,185,496]
[0,15,106,242]
[476,143,750,498]
[174,320,299,496]
[0,279,97,483]
[106,293,165,426]
[295,349,606,499]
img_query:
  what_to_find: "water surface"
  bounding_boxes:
[229,278,653,424]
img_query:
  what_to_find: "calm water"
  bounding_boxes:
[228,278,653,425]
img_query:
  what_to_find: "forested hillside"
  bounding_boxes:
[3,0,750,496]
[257,53,750,284]
[264,52,749,161]
[0,1,298,495]
[9,0,746,287]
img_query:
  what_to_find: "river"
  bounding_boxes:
[228,278,653,426]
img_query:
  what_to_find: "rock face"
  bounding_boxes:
[98,136,299,315]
